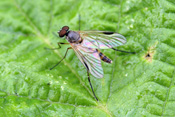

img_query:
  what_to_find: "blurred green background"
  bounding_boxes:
[0,0,175,116]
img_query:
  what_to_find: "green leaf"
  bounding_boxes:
[0,0,175,116]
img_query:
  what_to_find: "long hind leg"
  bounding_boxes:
[87,70,99,101]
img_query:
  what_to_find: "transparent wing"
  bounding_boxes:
[79,31,127,49]
[70,43,103,78]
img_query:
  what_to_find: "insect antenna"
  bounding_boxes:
[87,70,99,101]
[112,48,135,54]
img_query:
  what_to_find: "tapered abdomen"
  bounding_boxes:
[97,49,112,63]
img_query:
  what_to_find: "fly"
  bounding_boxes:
[49,26,135,101]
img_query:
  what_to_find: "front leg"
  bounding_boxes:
[44,42,69,50]
[57,42,69,48]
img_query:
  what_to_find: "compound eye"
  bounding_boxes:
[59,29,67,37]
[62,26,69,31]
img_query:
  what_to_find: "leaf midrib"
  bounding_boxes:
[12,0,96,101]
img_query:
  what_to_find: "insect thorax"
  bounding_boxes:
[66,31,81,43]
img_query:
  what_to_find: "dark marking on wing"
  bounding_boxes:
[102,32,114,35]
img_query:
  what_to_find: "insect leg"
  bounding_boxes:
[50,47,72,70]
[57,42,70,48]
[112,48,135,54]
[44,42,69,50]
[87,70,99,101]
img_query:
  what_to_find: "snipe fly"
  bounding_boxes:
[49,26,135,101]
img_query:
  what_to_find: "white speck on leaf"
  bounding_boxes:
[61,86,64,90]
[125,73,128,77]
